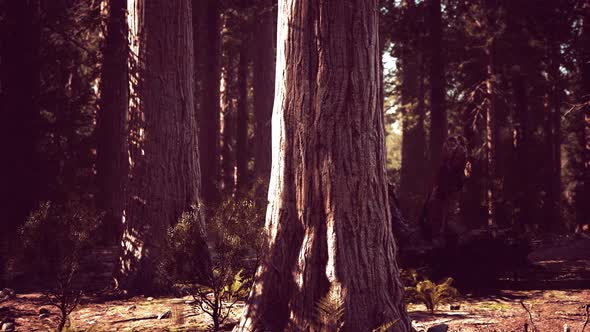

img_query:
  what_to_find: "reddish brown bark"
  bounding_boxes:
[118,0,210,294]
[234,1,411,330]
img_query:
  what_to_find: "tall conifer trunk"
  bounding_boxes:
[96,0,129,244]
[118,0,210,294]
[235,1,411,330]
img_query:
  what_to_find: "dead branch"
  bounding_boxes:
[111,315,159,324]
[520,300,537,332]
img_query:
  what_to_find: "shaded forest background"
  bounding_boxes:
[0,0,588,305]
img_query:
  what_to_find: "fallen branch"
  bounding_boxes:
[112,315,158,324]
[520,300,537,332]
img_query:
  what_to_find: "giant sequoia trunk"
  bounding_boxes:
[234,1,411,330]
[428,0,447,175]
[96,0,129,244]
[118,0,210,294]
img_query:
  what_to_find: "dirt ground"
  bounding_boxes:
[1,289,589,331]
[2,236,589,331]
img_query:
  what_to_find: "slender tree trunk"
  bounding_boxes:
[428,0,447,175]
[460,95,485,229]
[220,76,237,194]
[512,69,533,230]
[399,0,427,223]
[253,0,276,190]
[96,0,129,244]
[484,38,497,227]
[118,0,210,294]
[235,1,411,330]
[198,0,222,206]
[236,41,250,192]
[543,36,562,230]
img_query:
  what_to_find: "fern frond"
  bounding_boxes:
[314,292,345,331]
[372,319,399,332]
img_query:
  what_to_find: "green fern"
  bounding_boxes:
[314,292,345,331]
[372,319,399,332]
[405,277,459,313]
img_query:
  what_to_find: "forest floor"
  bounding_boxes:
[1,236,589,332]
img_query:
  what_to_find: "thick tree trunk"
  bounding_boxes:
[505,2,533,230]
[0,0,41,238]
[198,0,222,205]
[253,0,276,189]
[234,1,411,331]
[577,13,590,231]
[0,0,41,287]
[428,0,447,175]
[399,0,427,223]
[236,42,250,192]
[96,0,129,244]
[118,0,210,294]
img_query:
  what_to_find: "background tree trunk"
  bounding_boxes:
[96,0,129,244]
[577,11,590,230]
[507,4,533,230]
[428,0,447,176]
[118,0,210,294]
[235,0,411,330]
[0,0,42,240]
[236,40,250,192]
[543,33,562,230]
[512,69,533,230]
[198,0,222,206]
[399,0,427,223]
[484,38,497,227]
[0,0,42,287]
[253,0,276,190]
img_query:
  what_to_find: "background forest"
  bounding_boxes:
[0,0,589,331]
